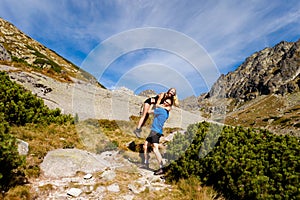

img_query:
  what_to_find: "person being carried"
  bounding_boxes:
[142,97,173,175]
[133,88,179,137]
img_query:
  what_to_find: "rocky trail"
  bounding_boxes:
[30,149,173,200]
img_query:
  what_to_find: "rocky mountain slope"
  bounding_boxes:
[197,39,300,136]
[0,17,100,86]
[207,40,300,100]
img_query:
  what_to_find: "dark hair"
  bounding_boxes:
[164,97,174,106]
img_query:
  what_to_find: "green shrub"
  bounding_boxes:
[294,123,300,128]
[166,122,300,200]
[0,71,73,125]
[33,58,61,73]
[0,114,26,191]
[25,45,62,73]
[0,71,77,194]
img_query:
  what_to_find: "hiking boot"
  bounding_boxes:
[143,163,149,169]
[140,163,149,169]
[134,128,142,138]
[154,168,164,175]
[137,162,149,169]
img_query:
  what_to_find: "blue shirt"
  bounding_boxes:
[151,107,169,134]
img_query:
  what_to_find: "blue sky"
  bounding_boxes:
[1,0,300,99]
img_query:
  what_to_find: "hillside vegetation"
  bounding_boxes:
[0,71,83,194]
[165,122,300,199]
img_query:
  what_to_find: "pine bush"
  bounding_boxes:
[0,71,73,125]
[165,122,300,199]
[0,114,25,191]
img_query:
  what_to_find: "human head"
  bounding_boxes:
[163,97,173,107]
[167,88,176,97]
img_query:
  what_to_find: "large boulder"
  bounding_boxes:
[40,148,116,178]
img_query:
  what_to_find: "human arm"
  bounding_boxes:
[173,95,180,107]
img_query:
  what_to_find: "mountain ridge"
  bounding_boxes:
[207,40,299,100]
[0,17,102,86]
[195,39,300,136]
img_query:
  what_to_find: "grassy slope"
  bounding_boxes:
[224,92,300,136]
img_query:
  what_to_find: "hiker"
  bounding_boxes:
[133,88,179,136]
[142,97,173,175]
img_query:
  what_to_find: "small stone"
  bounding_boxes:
[101,170,116,181]
[84,173,92,179]
[17,139,29,155]
[107,183,120,193]
[67,188,82,197]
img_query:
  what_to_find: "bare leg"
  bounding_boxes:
[152,143,163,167]
[143,141,149,164]
[137,103,151,129]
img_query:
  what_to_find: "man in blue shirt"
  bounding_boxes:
[142,98,173,175]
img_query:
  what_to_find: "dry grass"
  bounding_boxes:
[133,176,225,200]
[91,169,224,200]
[174,177,225,200]
[2,185,31,200]
[224,93,299,135]
[1,60,73,83]
[10,122,85,178]
[225,95,283,126]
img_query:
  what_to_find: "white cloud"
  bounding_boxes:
[1,0,300,98]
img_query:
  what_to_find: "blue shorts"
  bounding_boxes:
[146,130,162,144]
